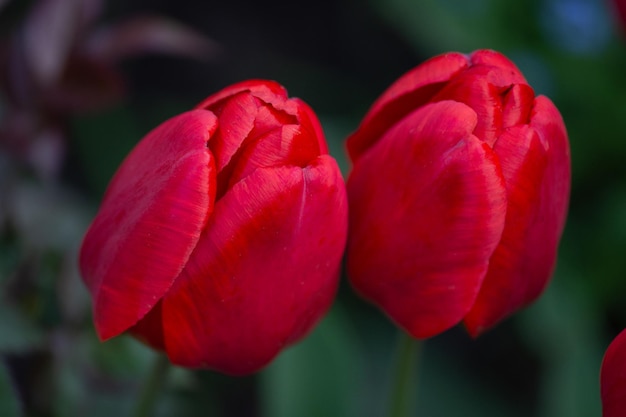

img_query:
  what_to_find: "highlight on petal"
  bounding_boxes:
[347,101,507,338]
[601,329,626,417]
[529,96,571,245]
[159,157,347,374]
[79,109,218,340]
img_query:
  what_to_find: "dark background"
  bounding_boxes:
[1,0,626,416]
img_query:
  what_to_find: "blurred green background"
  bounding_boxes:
[1,0,625,416]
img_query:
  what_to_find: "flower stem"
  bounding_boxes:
[132,354,170,417]
[388,331,421,417]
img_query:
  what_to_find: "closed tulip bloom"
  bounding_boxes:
[79,80,348,375]
[613,0,626,34]
[601,329,626,417]
[346,50,570,338]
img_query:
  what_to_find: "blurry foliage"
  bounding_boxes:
[1,0,626,416]
[260,306,363,417]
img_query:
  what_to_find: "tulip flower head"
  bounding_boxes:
[601,328,626,417]
[346,50,570,339]
[79,80,348,375]
[613,0,626,35]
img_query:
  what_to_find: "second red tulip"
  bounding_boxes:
[346,50,571,338]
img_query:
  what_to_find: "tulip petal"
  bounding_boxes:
[501,84,535,129]
[200,83,319,196]
[469,49,527,81]
[79,110,217,340]
[227,123,323,188]
[205,91,258,174]
[347,101,507,338]
[159,156,347,374]
[464,96,570,336]
[432,71,502,146]
[196,79,288,111]
[432,66,530,147]
[601,329,626,417]
[529,96,571,251]
[129,300,165,351]
[347,53,469,160]
[294,98,329,154]
[463,125,549,336]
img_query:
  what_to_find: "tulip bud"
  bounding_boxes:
[612,0,626,35]
[601,329,626,417]
[79,80,348,375]
[346,50,570,338]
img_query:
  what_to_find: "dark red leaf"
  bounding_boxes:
[85,15,219,63]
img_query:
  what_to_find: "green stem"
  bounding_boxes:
[132,354,170,417]
[388,331,421,417]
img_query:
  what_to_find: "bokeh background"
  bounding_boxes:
[1,0,626,416]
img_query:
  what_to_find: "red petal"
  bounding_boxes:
[602,329,626,417]
[465,96,569,336]
[204,91,322,196]
[129,300,165,351]
[502,84,535,128]
[615,0,626,33]
[346,53,469,161]
[463,125,549,336]
[226,124,320,188]
[79,110,217,340]
[347,101,507,338]
[249,99,298,134]
[469,50,527,82]
[206,91,258,174]
[293,98,328,154]
[160,157,347,374]
[225,99,323,186]
[529,96,571,248]
[432,65,530,146]
[195,79,287,111]
[432,68,504,146]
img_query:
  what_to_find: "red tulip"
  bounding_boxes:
[601,329,626,417]
[613,0,626,35]
[79,80,348,375]
[346,50,570,338]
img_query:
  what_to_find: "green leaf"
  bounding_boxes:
[518,271,604,417]
[260,304,363,417]
[0,303,45,353]
[70,105,141,197]
[370,0,539,55]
